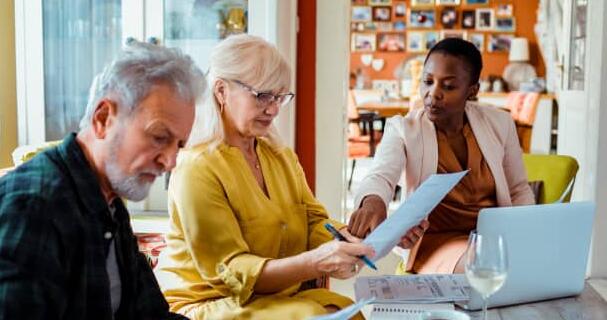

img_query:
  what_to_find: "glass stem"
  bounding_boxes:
[482,297,489,320]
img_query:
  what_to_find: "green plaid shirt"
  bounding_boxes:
[0,134,186,320]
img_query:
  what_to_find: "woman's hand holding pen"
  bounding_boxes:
[305,239,375,279]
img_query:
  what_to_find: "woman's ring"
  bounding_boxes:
[351,264,358,273]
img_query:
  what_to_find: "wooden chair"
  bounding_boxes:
[347,91,382,190]
[504,92,540,153]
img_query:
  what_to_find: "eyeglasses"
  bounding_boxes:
[230,79,295,108]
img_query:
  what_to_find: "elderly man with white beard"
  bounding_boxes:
[0,41,205,320]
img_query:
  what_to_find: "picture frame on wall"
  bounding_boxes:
[488,34,514,52]
[425,31,440,50]
[436,0,461,5]
[495,17,516,32]
[351,33,377,52]
[394,20,406,31]
[467,33,485,52]
[378,33,406,51]
[372,6,392,21]
[440,29,467,40]
[475,8,494,30]
[462,10,475,28]
[440,7,458,28]
[395,3,407,17]
[411,0,434,8]
[465,0,489,5]
[352,6,372,22]
[409,10,436,28]
[352,0,368,5]
[496,4,513,16]
[376,22,394,31]
[369,0,392,5]
[407,31,425,52]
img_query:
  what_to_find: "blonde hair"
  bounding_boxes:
[187,34,291,150]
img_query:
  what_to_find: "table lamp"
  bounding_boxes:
[502,37,537,91]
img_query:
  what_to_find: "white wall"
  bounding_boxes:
[315,0,349,221]
[586,0,607,278]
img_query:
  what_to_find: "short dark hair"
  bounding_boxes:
[424,38,483,84]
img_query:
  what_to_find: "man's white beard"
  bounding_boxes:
[105,134,157,202]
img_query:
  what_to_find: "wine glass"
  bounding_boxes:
[464,231,508,320]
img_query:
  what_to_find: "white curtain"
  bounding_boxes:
[535,0,564,93]
[43,0,122,140]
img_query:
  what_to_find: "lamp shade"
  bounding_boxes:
[509,37,530,62]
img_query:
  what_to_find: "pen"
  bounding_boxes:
[324,223,378,271]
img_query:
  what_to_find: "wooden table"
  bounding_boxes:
[356,100,409,118]
[462,284,607,319]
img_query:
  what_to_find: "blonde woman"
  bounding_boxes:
[155,34,374,319]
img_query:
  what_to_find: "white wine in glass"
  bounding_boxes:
[464,231,508,320]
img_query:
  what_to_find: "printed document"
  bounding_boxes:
[363,171,468,260]
[354,274,470,304]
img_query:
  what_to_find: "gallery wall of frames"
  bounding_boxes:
[350,0,545,85]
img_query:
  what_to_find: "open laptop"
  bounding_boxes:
[459,201,595,310]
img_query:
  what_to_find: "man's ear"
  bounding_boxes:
[91,99,118,139]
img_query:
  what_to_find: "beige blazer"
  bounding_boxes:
[354,101,535,209]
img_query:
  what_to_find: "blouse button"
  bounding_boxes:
[104,231,113,240]
[281,223,287,230]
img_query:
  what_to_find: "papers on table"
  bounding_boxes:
[363,171,468,261]
[354,274,470,304]
[308,298,374,320]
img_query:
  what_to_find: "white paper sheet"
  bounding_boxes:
[363,171,468,261]
[355,274,470,304]
[308,298,375,320]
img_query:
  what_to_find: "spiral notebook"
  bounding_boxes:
[371,303,454,320]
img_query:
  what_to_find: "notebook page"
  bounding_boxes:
[371,303,454,320]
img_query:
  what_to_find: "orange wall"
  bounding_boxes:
[350,0,545,82]
[296,0,316,191]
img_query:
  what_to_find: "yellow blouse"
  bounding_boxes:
[155,138,356,319]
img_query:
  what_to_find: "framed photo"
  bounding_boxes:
[425,31,440,50]
[409,10,436,28]
[407,31,425,52]
[394,20,406,31]
[488,34,514,52]
[369,0,392,5]
[411,0,434,7]
[376,22,394,31]
[440,29,467,40]
[351,33,377,52]
[372,80,399,98]
[372,6,392,21]
[351,0,368,5]
[465,0,489,4]
[378,33,406,51]
[352,6,372,22]
[467,33,484,52]
[495,17,516,32]
[436,0,461,5]
[363,22,377,31]
[440,7,458,28]
[395,3,407,17]
[476,8,495,30]
[462,10,475,29]
[496,4,513,16]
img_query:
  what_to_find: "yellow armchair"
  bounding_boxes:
[523,154,578,204]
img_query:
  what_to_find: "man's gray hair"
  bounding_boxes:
[79,41,206,129]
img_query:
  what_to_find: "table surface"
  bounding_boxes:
[461,284,607,320]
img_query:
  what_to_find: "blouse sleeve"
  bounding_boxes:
[169,159,270,305]
[288,150,345,250]
[502,116,536,205]
[353,116,407,209]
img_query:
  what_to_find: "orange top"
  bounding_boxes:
[412,123,498,273]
